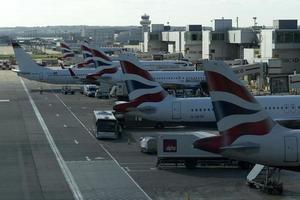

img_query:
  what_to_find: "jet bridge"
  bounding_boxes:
[230,63,264,90]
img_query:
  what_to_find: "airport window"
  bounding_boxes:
[199,109,202,111]
[191,109,193,112]
[277,107,279,109]
[281,107,283,109]
[298,106,300,109]
[212,33,225,41]
[269,107,271,110]
[285,32,294,43]
[276,32,285,43]
[265,107,267,110]
[208,108,210,111]
[295,32,300,43]
[203,109,206,112]
[195,109,198,111]
[149,33,159,40]
[273,107,275,109]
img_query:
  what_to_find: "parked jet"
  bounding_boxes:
[114,54,300,126]
[12,42,98,84]
[81,44,195,71]
[85,48,204,89]
[193,60,300,171]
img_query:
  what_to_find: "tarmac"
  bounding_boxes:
[1,70,300,200]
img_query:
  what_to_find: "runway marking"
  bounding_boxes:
[20,78,83,200]
[85,156,91,161]
[74,139,79,144]
[0,99,10,102]
[49,104,52,106]
[56,114,60,117]
[119,162,154,165]
[124,167,131,172]
[94,156,105,160]
[54,93,152,200]
[63,124,68,128]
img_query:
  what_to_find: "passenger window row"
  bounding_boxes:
[191,108,213,112]
[264,106,299,110]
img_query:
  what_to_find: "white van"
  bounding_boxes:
[83,85,98,97]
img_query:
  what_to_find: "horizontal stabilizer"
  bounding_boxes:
[220,142,260,151]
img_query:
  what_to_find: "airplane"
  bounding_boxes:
[79,44,195,71]
[84,48,205,89]
[113,54,300,127]
[193,60,300,193]
[12,42,99,85]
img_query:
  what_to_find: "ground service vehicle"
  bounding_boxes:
[94,110,122,139]
[83,84,98,97]
[157,132,241,169]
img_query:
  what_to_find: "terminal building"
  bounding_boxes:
[142,18,300,94]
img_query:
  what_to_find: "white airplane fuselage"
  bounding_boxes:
[126,95,300,123]
[16,67,97,84]
[226,124,300,168]
[96,69,205,89]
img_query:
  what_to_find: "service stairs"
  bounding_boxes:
[246,164,283,195]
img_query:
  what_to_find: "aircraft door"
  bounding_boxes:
[284,136,298,162]
[172,101,181,120]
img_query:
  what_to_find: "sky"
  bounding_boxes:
[1,0,300,27]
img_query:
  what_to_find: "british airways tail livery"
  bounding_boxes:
[60,42,75,59]
[12,42,98,84]
[86,48,118,81]
[194,60,300,169]
[114,55,300,129]
[76,43,95,68]
[114,54,169,113]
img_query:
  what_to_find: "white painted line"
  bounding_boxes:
[94,156,105,160]
[49,104,52,106]
[74,139,79,144]
[54,93,152,200]
[127,169,155,172]
[0,99,10,103]
[20,78,83,200]
[63,124,68,128]
[124,167,131,172]
[119,163,154,165]
[56,114,60,117]
[85,156,91,161]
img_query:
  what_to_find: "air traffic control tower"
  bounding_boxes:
[140,14,151,40]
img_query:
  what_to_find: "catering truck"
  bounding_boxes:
[156,132,248,169]
[94,110,122,139]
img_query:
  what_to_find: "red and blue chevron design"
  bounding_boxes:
[193,62,275,153]
[86,67,118,80]
[114,59,167,113]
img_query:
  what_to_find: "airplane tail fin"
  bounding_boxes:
[113,53,168,113]
[193,61,275,153]
[12,42,43,72]
[91,48,113,66]
[68,68,79,79]
[60,42,75,59]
